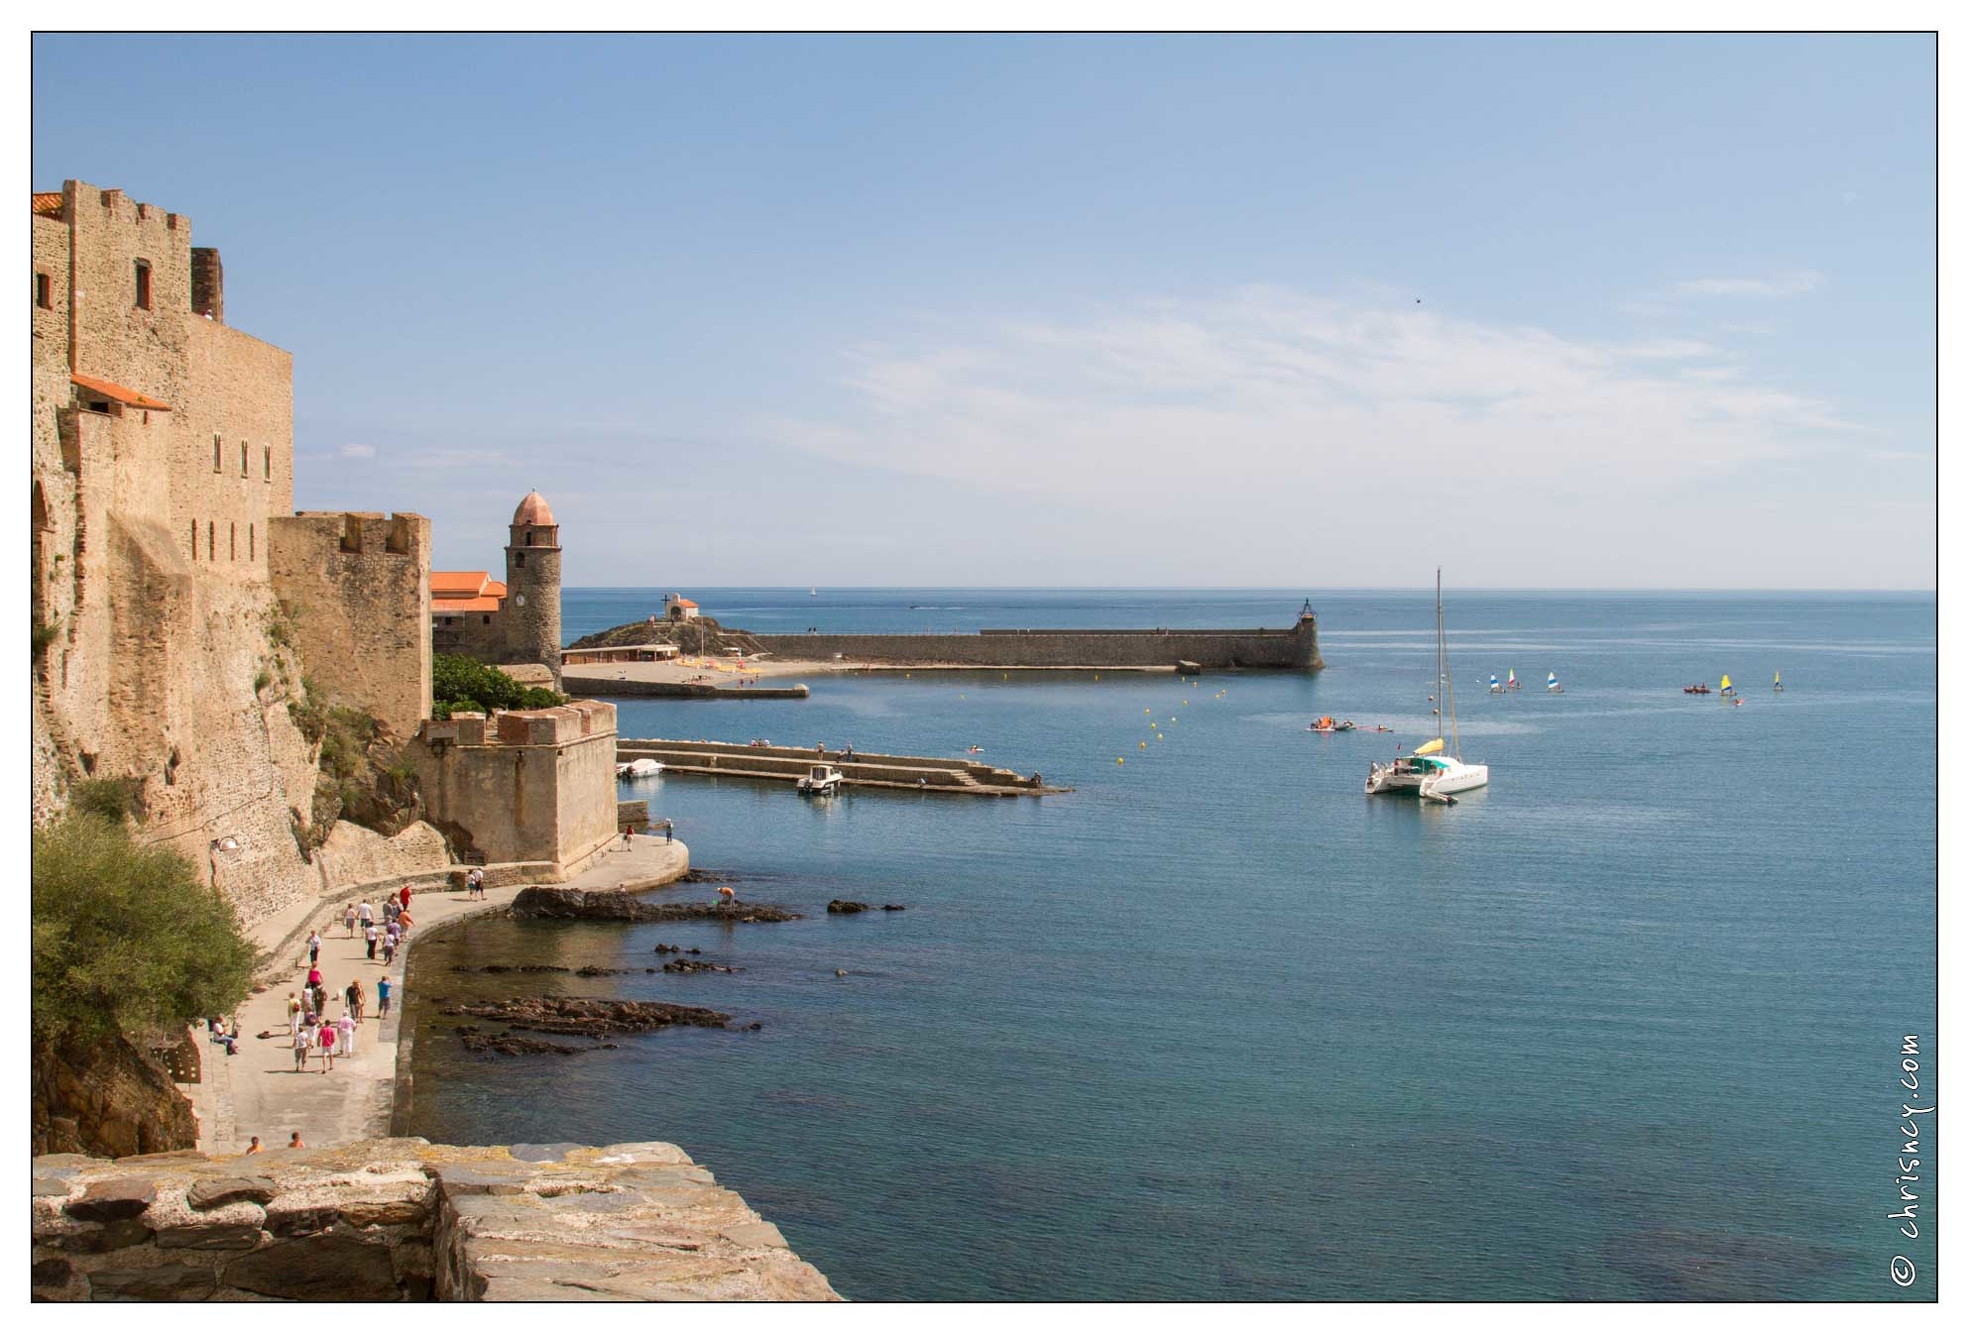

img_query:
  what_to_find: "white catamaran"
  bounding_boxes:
[1366,570,1490,804]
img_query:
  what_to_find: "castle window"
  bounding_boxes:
[230,522,237,561]
[264,446,271,481]
[207,521,215,560]
[134,260,152,311]
[213,434,222,472]
[35,273,51,309]
[249,523,255,561]
[483,615,492,626]
[241,442,249,477]
[190,519,197,556]
[526,532,534,546]
[514,551,525,568]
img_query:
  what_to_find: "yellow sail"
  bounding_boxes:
[1720,674,1732,691]
[1413,737,1445,756]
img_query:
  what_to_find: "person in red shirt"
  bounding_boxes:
[399,884,412,910]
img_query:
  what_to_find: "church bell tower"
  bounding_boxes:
[503,490,563,688]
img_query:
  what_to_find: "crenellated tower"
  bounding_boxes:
[502,490,563,686]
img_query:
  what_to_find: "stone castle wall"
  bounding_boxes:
[32,181,331,925]
[750,618,1323,671]
[268,511,433,740]
[411,701,618,876]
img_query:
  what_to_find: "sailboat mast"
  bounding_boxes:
[1440,568,1461,760]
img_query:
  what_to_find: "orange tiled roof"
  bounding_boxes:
[670,597,699,608]
[434,597,503,614]
[431,571,494,598]
[484,580,507,599]
[33,192,63,218]
[72,372,172,412]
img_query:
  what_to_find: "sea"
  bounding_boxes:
[399,588,1938,1301]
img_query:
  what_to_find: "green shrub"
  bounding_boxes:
[289,677,328,745]
[32,618,60,660]
[266,603,296,650]
[253,667,272,694]
[432,653,566,717]
[70,777,142,825]
[32,814,257,1047]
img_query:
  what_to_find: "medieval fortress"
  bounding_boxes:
[31,180,612,927]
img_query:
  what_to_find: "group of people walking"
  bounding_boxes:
[285,884,413,1074]
[341,886,416,962]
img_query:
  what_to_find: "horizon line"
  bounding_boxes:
[559,584,1938,595]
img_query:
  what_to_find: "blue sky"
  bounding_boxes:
[33,33,1936,588]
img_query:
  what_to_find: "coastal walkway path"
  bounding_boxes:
[185,835,690,1155]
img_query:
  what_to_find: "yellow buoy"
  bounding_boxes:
[1139,741,1147,749]
[1116,757,1124,764]
[1145,708,1152,714]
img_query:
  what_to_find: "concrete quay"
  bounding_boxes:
[618,738,1068,795]
[184,835,690,1158]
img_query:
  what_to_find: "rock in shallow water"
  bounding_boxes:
[440,995,733,1036]
[512,887,799,922]
[826,900,869,914]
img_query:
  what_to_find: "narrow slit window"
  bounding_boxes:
[241,442,249,477]
[230,523,237,561]
[213,435,223,472]
[249,523,255,561]
[36,273,51,309]
[190,519,198,557]
[134,260,151,311]
[264,446,271,481]
[207,521,215,560]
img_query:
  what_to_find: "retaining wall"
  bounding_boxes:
[31,1139,838,1301]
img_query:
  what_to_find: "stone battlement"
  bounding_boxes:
[418,700,614,749]
[411,701,618,876]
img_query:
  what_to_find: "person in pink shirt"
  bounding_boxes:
[317,1020,337,1072]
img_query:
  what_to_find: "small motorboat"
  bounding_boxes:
[616,758,663,779]
[797,764,844,796]
[1683,683,1711,695]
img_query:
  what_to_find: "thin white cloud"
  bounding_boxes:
[1671,271,1822,299]
[761,286,1855,513]
[338,442,377,459]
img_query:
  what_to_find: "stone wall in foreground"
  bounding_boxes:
[31,1138,839,1301]
[751,616,1323,671]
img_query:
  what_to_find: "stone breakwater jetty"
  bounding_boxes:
[618,739,1068,795]
[31,1139,839,1301]
[565,607,1324,673]
[752,615,1324,672]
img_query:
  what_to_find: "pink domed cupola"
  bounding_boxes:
[508,490,560,550]
[512,490,556,528]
